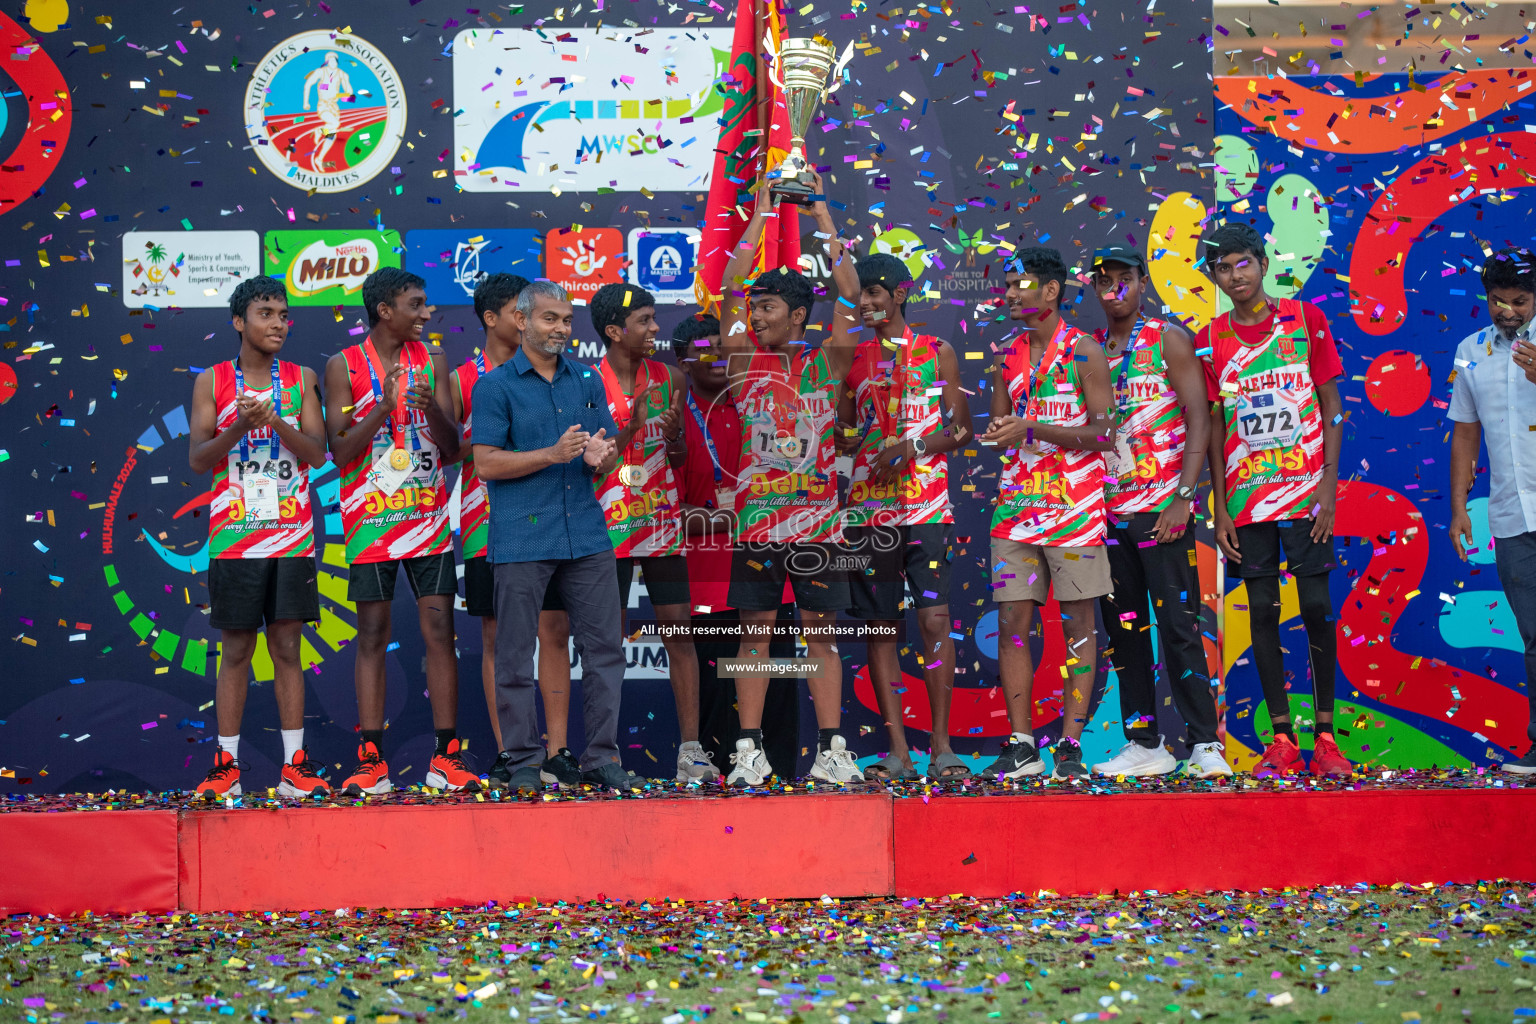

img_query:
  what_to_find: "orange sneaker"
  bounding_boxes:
[341,741,393,796]
[196,749,242,799]
[425,738,481,793]
[278,749,332,799]
[1309,733,1354,777]
[1253,734,1304,778]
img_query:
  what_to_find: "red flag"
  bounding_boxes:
[694,0,801,313]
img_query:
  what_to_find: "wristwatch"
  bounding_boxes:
[910,437,927,456]
[1175,483,1197,501]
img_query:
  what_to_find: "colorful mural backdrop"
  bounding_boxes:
[1161,71,1536,771]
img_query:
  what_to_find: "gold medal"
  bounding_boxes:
[778,435,802,459]
[388,446,412,472]
[619,464,646,488]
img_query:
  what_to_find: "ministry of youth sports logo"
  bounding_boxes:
[244,30,405,194]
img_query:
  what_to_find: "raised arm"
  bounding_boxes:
[810,172,861,383]
[719,200,772,363]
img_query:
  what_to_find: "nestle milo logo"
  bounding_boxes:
[263,229,403,305]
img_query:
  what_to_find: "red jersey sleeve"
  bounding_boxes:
[1300,301,1344,386]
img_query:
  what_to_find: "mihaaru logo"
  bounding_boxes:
[263,230,403,306]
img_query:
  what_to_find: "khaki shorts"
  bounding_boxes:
[990,535,1111,603]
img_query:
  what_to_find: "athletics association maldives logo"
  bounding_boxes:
[244,30,405,194]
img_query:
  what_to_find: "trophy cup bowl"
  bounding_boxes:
[769,37,839,206]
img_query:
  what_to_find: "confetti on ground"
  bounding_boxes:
[3,884,1533,1023]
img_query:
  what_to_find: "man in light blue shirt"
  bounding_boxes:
[1448,245,1536,774]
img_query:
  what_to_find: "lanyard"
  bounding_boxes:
[686,390,724,483]
[1013,318,1071,420]
[599,357,654,464]
[364,338,420,452]
[869,331,915,442]
[1102,316,1147,417]
[233,358,283,463]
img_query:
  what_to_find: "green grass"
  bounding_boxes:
[4,885,1533,1023]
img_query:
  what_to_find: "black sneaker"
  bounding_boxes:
[486,750,517,790]
[508,765,544,794]
[539,747,583,787]
[582,761,644,792]
[1504,746,1536,776]
[984,738,1045,780]
[1051,737,1090,781]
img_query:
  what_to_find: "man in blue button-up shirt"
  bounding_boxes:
[1449,246,1536,775]
[471,280,638,792]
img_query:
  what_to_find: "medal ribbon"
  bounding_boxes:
[364,338,421,453]
[1103,316,1147,419]
[599,357,653,467]
[232,357,284,463]
[1013,318,1072,420]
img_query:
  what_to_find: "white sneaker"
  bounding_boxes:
[809,735,866,784]
[676,741,720,783]
[1091,738,1178,777]
[726,738,773,788]
[1185,741,1234,777]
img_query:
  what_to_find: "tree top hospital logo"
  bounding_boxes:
[244,30,405,194]
[452,28,725,193]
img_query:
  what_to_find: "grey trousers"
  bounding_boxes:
[492,550,624,770]
[1494,530,1536,744]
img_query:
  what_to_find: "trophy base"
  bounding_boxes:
[769,177,818,206]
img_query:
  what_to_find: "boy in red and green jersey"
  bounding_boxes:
[835,252,972,783]
[1087,247,1226,780]
[588,281,712,782]
[324,267,478,796]
[715,174,865,787]
[1198,222,1351,779]
[981,246,1117,783]
[188,276,328,800]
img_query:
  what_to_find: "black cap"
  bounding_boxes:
[1092,245,1146,272]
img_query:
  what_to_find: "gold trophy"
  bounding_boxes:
[768,37,848,205]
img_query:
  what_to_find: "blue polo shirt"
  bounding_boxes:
[470,347,617,563]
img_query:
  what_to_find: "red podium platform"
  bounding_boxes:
[4,786,1533,915]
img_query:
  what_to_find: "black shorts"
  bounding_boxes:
[1230,519,1337,579]
[617,554,691,609]
[845,522,954,621]
[464,555,495,617]
[209,556,319,631]
[727,542,851,613]
[348,552,458,603]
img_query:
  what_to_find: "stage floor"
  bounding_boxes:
[4,772,1532,915]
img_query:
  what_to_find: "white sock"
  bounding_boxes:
[1011,732,1036,747]
[218,735,239,761]
[281,728,304,763]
